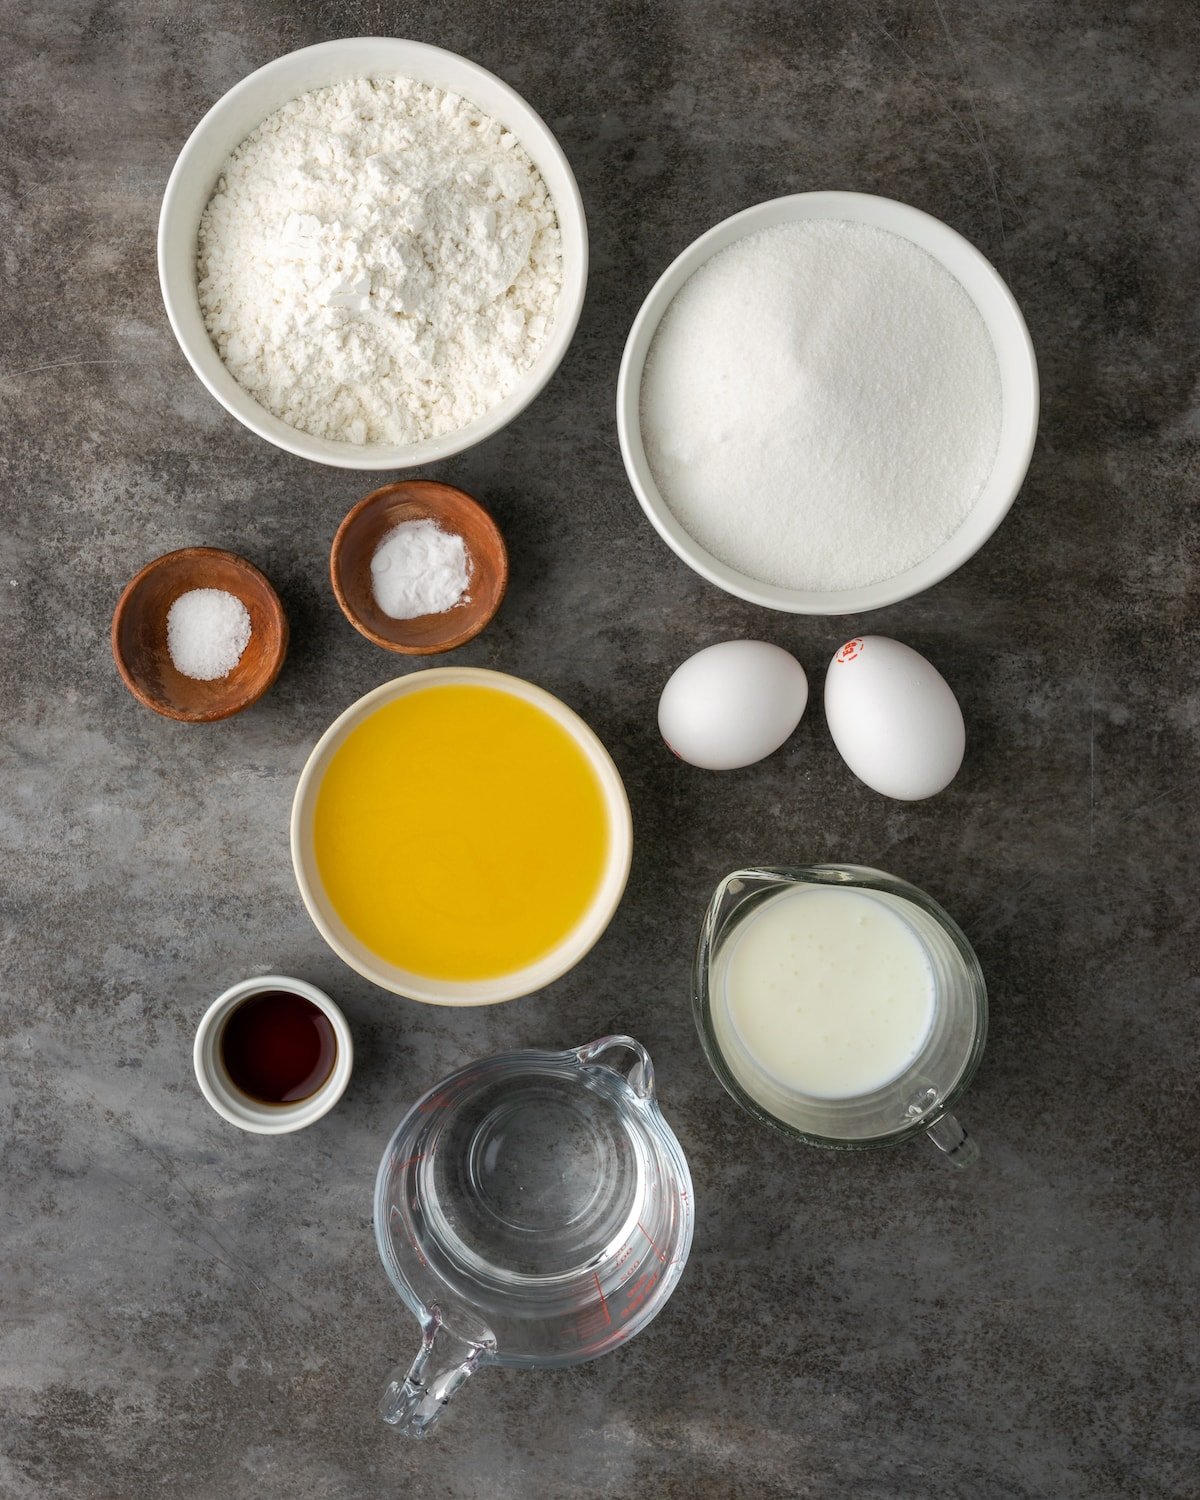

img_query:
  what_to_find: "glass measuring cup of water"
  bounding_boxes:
[694,866,987,1166]
[374,1036,694,1437]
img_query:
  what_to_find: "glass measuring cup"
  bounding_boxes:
[694,866,987,1166]
[374,1035,694,1437]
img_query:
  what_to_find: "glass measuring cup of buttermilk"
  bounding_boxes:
[694,867,987,1166]
[374,1036,694,1437]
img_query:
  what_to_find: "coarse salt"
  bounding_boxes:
[639,220,1003,592]
[371,519,471,619]
[167,588,252,680]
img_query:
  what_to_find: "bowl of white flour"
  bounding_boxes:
[159,39,586,469]
[617,192,1038,614]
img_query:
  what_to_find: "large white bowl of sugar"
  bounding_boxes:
[159,38,587,470]
[617,192,1038,615]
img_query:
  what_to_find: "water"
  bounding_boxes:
[429,1073,647,1281]
[376,1048,693,1365]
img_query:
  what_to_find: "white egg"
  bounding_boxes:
[658,640,808,770]
[824,636,964,800]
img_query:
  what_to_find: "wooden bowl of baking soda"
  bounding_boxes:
[112,547,289,722]
[330,481,508,655]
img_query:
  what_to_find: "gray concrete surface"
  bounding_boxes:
[2,2,1198,1496]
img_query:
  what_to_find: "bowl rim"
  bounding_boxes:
[290,667,633,1004]
[329,480,509,655]
[616,189,1040,615]
[111,545,289,722]
[157,36,588,471]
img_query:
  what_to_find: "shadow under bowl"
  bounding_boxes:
[111,547,289,722]
[330,481,508,655]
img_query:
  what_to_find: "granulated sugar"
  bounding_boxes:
[639,220,1002,591]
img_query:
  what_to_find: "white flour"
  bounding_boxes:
[197,77,562,445]
[639,220,1003,591]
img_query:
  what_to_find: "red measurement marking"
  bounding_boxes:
[573,1307,610,1342]
[623,1270,659,1315]
[637,1220,669,1264]
[418,1087,454,1114]
[393,1153,425,1173]
[592,1272,612,1326]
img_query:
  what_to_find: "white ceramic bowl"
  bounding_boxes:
[158,38,588,470]
[617,191,1039,615]
[290,668,633,1004]
[193,975,353,1134]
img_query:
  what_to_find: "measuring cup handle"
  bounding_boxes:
[575,1035,656,1100]
[926,1111,979,1169]
[380,1309,489,1438]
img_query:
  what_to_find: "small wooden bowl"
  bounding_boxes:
[330,481,508,655]
[112,548,289,722]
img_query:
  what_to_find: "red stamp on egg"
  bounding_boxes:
[835,638,865,664]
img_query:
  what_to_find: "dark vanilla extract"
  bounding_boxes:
[219,991,336,1105]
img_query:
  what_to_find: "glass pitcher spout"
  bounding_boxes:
[380,1305,495,1438]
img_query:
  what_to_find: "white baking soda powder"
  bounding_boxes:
[370,519,470,619]
[639,220,1003,591]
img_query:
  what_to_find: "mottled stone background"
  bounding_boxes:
[2,2,1197,1496]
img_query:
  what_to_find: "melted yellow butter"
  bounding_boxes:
[313,683,611,981]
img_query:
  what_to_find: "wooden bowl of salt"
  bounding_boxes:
[330,481,508,655]
[111,548,288,722]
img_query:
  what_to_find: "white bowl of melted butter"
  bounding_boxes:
[291,669,632,1004]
